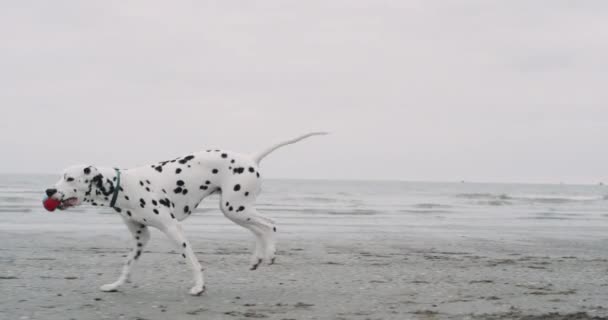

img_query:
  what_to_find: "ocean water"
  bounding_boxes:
[1,174,607,240]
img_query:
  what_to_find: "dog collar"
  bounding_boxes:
[109,168,121,208]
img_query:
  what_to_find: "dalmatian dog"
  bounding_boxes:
[44,132,326,296]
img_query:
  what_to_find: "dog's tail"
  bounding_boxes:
[251,132,328,165]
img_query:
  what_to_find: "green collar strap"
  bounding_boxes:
[109,168,121,208]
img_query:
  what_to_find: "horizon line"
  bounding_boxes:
[0,172,604,187]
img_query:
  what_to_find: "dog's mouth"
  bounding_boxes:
[58,197,79,210]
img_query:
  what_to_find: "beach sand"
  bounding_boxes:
[1,223,607,320]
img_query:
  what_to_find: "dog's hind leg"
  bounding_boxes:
[159,222,205,296]
[220,200,277,269]
[100,219,150,292]
[243,208,277,266]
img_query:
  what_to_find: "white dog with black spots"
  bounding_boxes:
[45,132,326,296]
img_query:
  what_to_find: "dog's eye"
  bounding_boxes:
[67,177,75,182]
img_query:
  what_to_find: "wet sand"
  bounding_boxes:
[1,224,608,320]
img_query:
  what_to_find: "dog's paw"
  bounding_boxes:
[189,285,205,296]
[249,258,263,271]
[100,283,120,292]
[264,245,277,265]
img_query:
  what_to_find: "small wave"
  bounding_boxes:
[0,208,31,213]
[456,192,604,204]
[506,194,604,203]
[519,216,572,220]
[297,196,341,203]
[413,203,452,209]
[399,209,452,214]
[476,200,513,206]
[0,196,29,203]
[455,193,509,200]
[262,208,380,215]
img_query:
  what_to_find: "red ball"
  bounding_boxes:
[43,197,61,212]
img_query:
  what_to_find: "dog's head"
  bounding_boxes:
[45,165,113,210]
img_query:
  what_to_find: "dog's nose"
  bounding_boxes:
[45,188,57,197]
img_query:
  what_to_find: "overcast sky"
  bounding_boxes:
[0,1,606,184]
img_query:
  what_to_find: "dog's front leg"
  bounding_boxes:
[100,218,150,292]
[160,222,205,296]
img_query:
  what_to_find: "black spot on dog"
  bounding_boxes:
[139,181,144,186]
[245,192,249,196]
[229,206,233,211]
[182,242,187,248]
[200,185,208,190]
[152,200,158,206]
[256,172,260,178]
[127,211,132,216]
[84,167,91,175]
[178,155,195,165]
[153,209,159,214]
[155,166,163,173]
[176,168,182,174]
[174,187,183,194]
[237,206,245,212]
[145,187,150,192]
[231,159,235,164]
[249,167,255,173]
[146,180,150,184]
[137,243,142,247]
[159,198,171,207]
[182,253,186,258]
[125,195,130,200]
[212,169,218,174]
[135,250,141,259]
[205,180,210,185]
[233,184,241,191]
[221,153,228,158]
[176,180,184,186]
[233,167,245,174]
[170,213,175,219]
[67,177,74,182]
[184,206,189,213]
[114,207,121,213]
[182,189,188,195]
[225,202,230,207]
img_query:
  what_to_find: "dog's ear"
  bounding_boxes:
[90,172,115,196]
[83,165,98,176]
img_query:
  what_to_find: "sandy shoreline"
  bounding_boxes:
[1,224,607,320]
